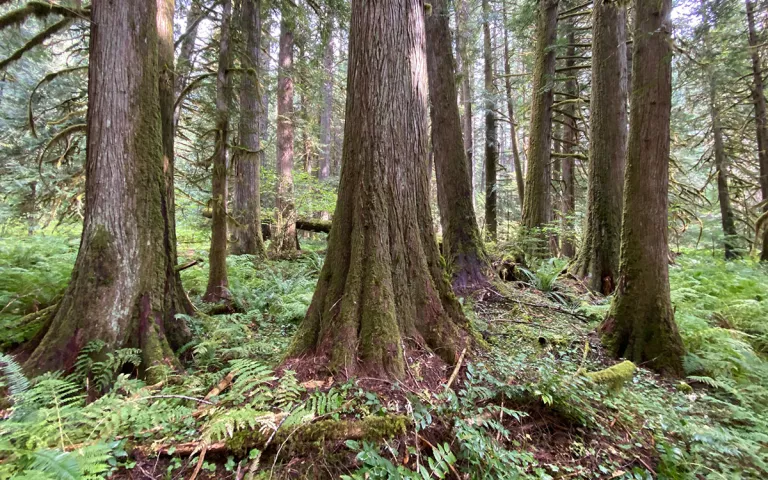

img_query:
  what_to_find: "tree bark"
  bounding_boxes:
[482,0,498,241]
[502,0,524,210]
[745,0,768,261]
[522,0,559,254]
[158,0,194,347]
[426,0,489,291]
[318,16,334,181]
[232,0,266,257]
[26,0,184,378]
[204,0,233,303]
[601,0,684,377]
[574,0,626,292]
[455,0,474,199]
[273,9,297,254]
[558,26,577,259]
[288,0,470,379]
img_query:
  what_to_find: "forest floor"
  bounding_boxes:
[1,229,767,479]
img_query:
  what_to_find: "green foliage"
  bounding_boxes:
[0,235,77,348]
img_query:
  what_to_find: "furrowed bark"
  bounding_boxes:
[574,0,626,292]
[426,0,489,291]
[482,0,498,241]
[232,0,267,257]
[26,0,182,379]
[522,0,559,255]
[288,0,470,379]
[204,0,234,303]
[601,0,685,377]
[273,7,298,254]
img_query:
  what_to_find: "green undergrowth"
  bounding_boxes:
[0,234,766,479]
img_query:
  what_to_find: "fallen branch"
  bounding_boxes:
[204,371,234,400]
[445,348,467,391]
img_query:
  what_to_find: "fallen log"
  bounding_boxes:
[259,218,331,240]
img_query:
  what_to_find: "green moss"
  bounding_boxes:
[585,360,636,392]
[227,415,410,457]
[676,381,693,393]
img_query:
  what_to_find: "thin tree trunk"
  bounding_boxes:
[522,0,559,254]
[574,0,626,292]
[319,17,334,181]
[482,0,498,241]
[232,0,266,257]
[710,78,740,259]
[259,24,272,172]
[158,0,194,346]
[288,0,470,379]
[455,0,474,199]
[558,26,577,259]
[601,0,684,377]
[503,0,524,210]
[204,0,233,303]
[426,0,489,291]
[745,0,768,260]
[26,0,183,378]
[274,9,297,254]
[174,0,204,131]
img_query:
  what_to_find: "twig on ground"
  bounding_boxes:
[445,348,467,391]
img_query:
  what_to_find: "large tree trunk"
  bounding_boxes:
[426,0,489,291]
[455,0,474,199]
[174,0,204,130]
[204,0,233,303]
[574,0,627,293]
[273,10,297,254]
[522,0,559,253]
[26,0,183,378]
[287,0,470,379]
[710,78,740,259]
[482,0,498,241]
[601,0,685,377]
[745,0,768,261]
[318,17,334,181]
[232,0,266,257]
[502,0,524,210]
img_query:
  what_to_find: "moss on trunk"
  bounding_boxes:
[288,0,471,379]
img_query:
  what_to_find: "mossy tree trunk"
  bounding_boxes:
[573,0,627,293]
[522,0,559,253]
[273,8,298,254]
[204,0,233,303]
[601,0,685,377]
[26,0,185,377]
[232,0,267,257]
[502,0,524,210]
[482,0,498,241]
[288,0,470,379]
[158,0,194,347]
[426,0,489,291]
[745,0,768,261]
